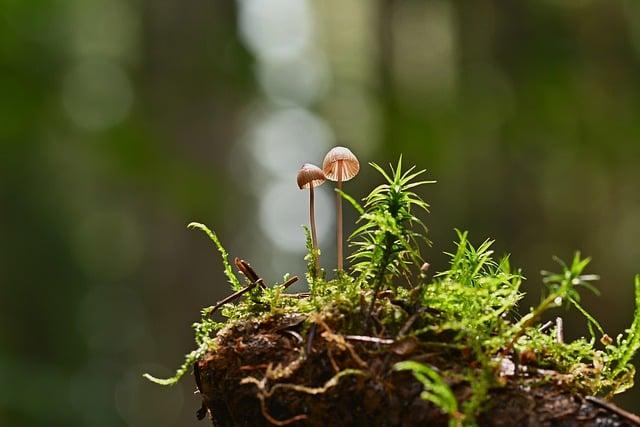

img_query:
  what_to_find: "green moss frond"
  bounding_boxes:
[609,275,640,379]
[348,158,434,295]
[395,361,461,426]
[188,222,242,291]
[143,341,212,386]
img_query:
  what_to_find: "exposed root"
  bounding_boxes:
[314,315,367,368]
[241,369,367,426]
[241,368,366,398]
[257,398,307,427]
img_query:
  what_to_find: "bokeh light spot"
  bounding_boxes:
[257,51,330,107]
[238,0,314,61]
[259,180,333,252]
[68,0,140,62]
[248,108,334,179]
[61,59,133,131]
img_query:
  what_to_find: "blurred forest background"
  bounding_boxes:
[1,0,640,425]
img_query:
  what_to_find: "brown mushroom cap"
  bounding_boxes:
[297,164,326,189]
[322,146,360,182]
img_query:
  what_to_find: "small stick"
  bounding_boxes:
[402,271,415,288]
[282,292,311,299]
[345,335,394,345]
[555,317,564,344]
[209,279,263,314]
[398,312,421,338]
[282,276,299,290]
[235,258,267,289]
[539,320,553,333]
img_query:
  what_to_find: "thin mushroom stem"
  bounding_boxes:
[337,160,344,271]
[309,184,320,274]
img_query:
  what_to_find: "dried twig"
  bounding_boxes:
[235,258,267,289]
[344,335,394,345]
[398,312,421,338]
[209,279,263,314]
[555,317,564,344]
[282,276,299,289]
[282,292,311,299]
[538,320,553,333]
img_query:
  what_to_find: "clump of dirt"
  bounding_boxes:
[194,312,640,427]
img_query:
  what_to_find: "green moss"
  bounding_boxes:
[145,158,640,425]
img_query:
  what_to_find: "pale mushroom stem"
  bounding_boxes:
[337,161,344,271]
[309,184,320,273]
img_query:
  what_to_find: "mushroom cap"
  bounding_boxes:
[322,146,360,182]
[297,164,326,189]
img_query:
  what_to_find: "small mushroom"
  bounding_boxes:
[297,164,326,273]
[322,146,360,271]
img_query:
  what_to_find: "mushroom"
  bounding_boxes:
[322,146,360,271]
[297,164,326,274]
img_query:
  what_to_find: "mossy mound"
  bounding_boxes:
[146,158,640,426]
[194,310,639,426]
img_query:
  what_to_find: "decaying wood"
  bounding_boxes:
[192,315,640,427]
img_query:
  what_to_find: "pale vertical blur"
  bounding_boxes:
[236,0,336,279]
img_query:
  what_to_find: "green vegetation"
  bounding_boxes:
[395,360,461,426]
[146,158,640,425]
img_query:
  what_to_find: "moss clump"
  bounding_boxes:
[146,158,640,426]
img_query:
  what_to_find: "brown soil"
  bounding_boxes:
[194,313,640,427]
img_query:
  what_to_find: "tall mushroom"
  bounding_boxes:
[297,164,326,274]
[322,146,360,272]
